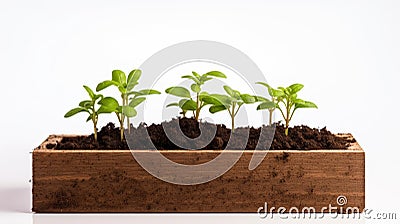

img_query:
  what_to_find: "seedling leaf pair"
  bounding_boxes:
[165,71,227,120]
[64,85,105,141]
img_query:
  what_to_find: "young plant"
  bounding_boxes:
[255,82,284,125]
[96,69,160,140]
[165,71,226,120]
[258,83,317,136]
[202,85,257,131]
[64,85,105,141]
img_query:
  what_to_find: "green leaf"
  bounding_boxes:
[192,71,201,79]
[127,69,141,91]
[112,70,126,85]
[129,97,146,108]
[288,83,304,94]
[202,94,232,107]
[98,106,115,114]
[128,89,160,96]
[209,105,228,113]
[122,106,137,117]
[79,100,92,108]
[127,91,140,96]
[257,101,276,110]
[179,99,197,110]
[83,85,95,99]
[141,89,161,95]
[182,75,200,84]
[126,82,139,91]
[240,94,256,104]
[205,71,227,78]
[191,84,201,93]
[86,115,92,122]
[99,97,118,105]
[64,107,87,118]
[198,91,209,101]
[254,95,268,102]
[165,86,191,98]
[98,97,119,113]
[213,94,232,106]
[166,102,179,108]
[223,85,235,97]
[256,82,270,88]
[295,100,318,109]
[271,88,285,97]
[96,80,118,91]
[200,96,214,105]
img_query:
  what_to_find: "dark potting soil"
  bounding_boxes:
[53,117,354,150]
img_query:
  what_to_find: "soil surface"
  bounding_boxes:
[53,117,354,150]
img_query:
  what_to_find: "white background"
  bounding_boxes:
[0,0,399,223]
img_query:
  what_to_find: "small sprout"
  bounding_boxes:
[257,83,317,136]
[255,82,284,125]
[165,71,226,120]
[202,85,258,131]
[64,85,105,141]
[96,69,160,140]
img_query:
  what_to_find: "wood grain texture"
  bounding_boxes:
[32,135,364,213]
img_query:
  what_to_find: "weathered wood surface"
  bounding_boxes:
[32,135,364,213]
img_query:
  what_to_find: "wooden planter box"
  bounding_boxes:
[32,134,364,213]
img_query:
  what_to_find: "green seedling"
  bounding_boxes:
[257,83,317,136]
[96,69,160,140]
[165,71,226,120]
[202,85,257,131]
[64,85,105,141]
[255,82,284,125]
